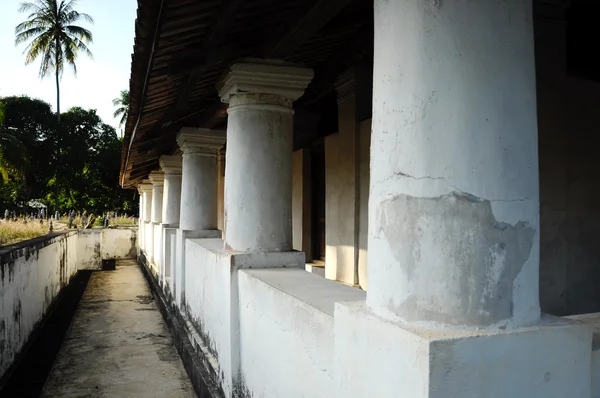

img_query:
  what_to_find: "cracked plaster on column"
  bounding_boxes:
[370,169,538,227]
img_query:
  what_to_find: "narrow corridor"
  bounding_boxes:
[41,260,195,397]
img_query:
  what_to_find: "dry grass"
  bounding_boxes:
[57,215,137,228]
[111,216,137,226]
[0,220,49,246]
[58,216,85,228]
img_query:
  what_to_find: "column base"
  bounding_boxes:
[334,302,592,398]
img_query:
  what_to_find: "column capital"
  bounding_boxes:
[176,127,226,156]
[140,179,153,193]
[148,171,165,186]
[217,60,314,103]
[159,155,183,175]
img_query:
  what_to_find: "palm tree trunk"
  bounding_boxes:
[55,45,60,123]
[55,39,60,214]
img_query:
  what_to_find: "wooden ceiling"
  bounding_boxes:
[120,0,374,188]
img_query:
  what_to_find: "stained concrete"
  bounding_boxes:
[41,260,195,397]
[376,192,536,327]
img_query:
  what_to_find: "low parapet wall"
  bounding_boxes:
[0,232,79,383]
[0,228,137,384]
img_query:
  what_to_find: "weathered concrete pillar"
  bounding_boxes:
[160,155,183,226]
[218,62,314,252]
[149,171,164,225]
[159,156,182,291]
[333,2,591,398]
[177,128,226,231]
[136,186,144,253]
[173,128,225,308]
[140,180,153,222]
[217,149,226,233]
[368,0,541,329]
[149,171,164,269]
[140,180,153,259]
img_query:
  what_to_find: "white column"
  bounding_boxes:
[368,0,540,329]
[149,171,164,271]
[334,4,590,398]
[176,128,226,231]
[218,62,313,252]
[138,190,144,222]
[217,149,226,233]
[141,180,153,222]
[140,180,153,258]
[137,186,144,252]
[160,155,183,225]
[149,171,164,224]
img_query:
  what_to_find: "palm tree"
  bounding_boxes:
[112,90,130,128]
[15,0,94,122]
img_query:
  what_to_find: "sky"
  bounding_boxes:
[0,0,138,134]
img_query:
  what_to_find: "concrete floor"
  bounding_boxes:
[41,260,196,397]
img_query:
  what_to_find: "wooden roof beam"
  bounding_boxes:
[263,0,353,59]
[298,22,373,105]
[160,0,244,128]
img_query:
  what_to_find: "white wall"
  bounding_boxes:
[100,228,136,260]
[143,230,600,398]
[162,227,177,294]
[153,224,162,274]
[79,228,138,269]
[0,228,138,382]
[144,222,154,264]
[184,238,235,397]
[238,268,365,397]
[77,229,101,270]
[292,149,311,257]
[325,131,356,285]
[0,233,79,379]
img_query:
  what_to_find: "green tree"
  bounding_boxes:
[0,96,55,199]
[15,0,94,122]
[57,107,133,213]
[0,96,136,215]
[112,90,129,128]
[0,102,27,184]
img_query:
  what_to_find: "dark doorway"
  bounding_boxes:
[311,141,326,261]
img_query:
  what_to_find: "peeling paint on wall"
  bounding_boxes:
[376,191,535,326]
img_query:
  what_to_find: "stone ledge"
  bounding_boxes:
[566,312,600,351]
[242,268,365,317]
[187,238,306,270]
[335,302,592,398]
[0,231,75,267]
[565,312,600,398]
[237,269,356,396]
